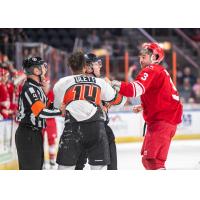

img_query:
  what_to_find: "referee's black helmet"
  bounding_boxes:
[22,57,45,74]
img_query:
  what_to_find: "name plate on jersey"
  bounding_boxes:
[74,76,96,83]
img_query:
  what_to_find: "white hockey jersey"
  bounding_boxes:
[53,74,126,122]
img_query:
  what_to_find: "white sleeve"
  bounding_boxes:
[53,81,64,109]
[101,79,117,102]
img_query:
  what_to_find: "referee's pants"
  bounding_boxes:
[15,124,44,170]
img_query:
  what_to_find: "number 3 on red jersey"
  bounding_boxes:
[164,70,180,101]
[63,84,101,106]
[141,72,149,81]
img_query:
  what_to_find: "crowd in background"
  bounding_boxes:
[177,66,200,103]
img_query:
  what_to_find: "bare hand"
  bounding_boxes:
[132,105,143,113]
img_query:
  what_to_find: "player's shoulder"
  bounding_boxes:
[95,77,110,87]
[21,80,37,93]
[22,80,29,90]
[95,76,105,83]
[142,64,164,73]
[57,75,74,82]
[54,75,74,87]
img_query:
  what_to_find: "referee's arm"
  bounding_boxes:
[24,87,61,118]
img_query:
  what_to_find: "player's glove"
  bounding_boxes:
[111,80,121,92]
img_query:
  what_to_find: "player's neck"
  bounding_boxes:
[73,70,83,75]
[27,75,40,84]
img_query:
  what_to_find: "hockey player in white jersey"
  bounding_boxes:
[75,53,122,170]
[54,51,126,170]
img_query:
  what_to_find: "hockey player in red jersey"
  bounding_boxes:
[0,68,13,119]
[111,43,183,170]
[7,70,26,118]
[42,77,58,169]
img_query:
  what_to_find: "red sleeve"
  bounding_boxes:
[119,66,157,98]
[0,85,8,102]
[119,82,134,97]
[135,67,156,92]
[47,90,54,102]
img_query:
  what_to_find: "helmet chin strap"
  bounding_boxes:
[33,66,43,82]
[150,55,157,64]
[150,54,160,64]
[86,65,96,77]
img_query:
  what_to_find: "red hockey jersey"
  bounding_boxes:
[119,64,183,125]
[0,82,10,119]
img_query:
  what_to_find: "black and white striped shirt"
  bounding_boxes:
[16,78,61,128]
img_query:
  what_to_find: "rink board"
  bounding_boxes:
[1,108,200,169]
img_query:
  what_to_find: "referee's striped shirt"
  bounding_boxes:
[16,78,61,128]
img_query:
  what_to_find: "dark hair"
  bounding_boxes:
[140,48,159,60]
[68,51,85,72]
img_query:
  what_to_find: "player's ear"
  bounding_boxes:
[33,67,40,75]
[82,66,86,73]
[151,54,156,62]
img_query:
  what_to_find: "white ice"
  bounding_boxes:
[43,139,200,170]
[117,139,200,170]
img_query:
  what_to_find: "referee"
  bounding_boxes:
[15,57,61,170]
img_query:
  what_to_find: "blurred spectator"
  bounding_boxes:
[181,67,196,86]
[178,78,194,103]
[0,33,13,59]
[9,28,28,43]
[0,68,13,119]
[15,29,29,42]
[102,40,113,55]
[191,77,200,103]
[30,47,40,57]
[191,29,200,42]
[0,51,15,74]
[102,30,112,40]
[176,68,183,86]
[113,37,126,57]
[7,70,26,117]
[87,30,100,48]
[23,48,30,58]
[192,77,200,93]
[0,29,28,60]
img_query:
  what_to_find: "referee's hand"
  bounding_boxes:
[60,103,66,117]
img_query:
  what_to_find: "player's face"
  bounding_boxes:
[41,63,48,76]
[2,72,9,83]
[92,60,102,77]
[139,53,151,68]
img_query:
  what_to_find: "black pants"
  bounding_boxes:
[75,124,117,170]
[15,124,44,170]
[106,125,117,170]
[56,120,110,166]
